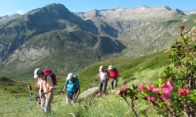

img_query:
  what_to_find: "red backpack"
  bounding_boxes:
[108,68,118,78]
[42,69,57,86]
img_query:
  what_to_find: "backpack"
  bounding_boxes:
[108,68,118,78]
[66,75,79,93]
[42,69,57,86]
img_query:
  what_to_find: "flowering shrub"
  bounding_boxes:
[116,25,196,117]
[116,85,139,117]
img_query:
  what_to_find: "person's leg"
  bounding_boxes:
[114,78,118,88]
[66,93,71,104]
[98,81,103,97]
[41,97,46,112]
[45,92,54,113]
[103,80,108,96]
[110,79,114,91]
[73,93,77,104]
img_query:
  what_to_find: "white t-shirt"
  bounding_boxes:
[37,75,53,99]
[100,71,107,80]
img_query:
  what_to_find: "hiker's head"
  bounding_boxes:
[67,73,74,81]
[108,65,114,70]
[34,68,43,78]
[99,66,104,72]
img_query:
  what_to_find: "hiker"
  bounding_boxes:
[62,73,80,104]
[108,65,119,91]
[28,68,54,113]
[94,66,109,96]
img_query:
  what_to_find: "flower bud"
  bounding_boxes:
[179,24,185,32]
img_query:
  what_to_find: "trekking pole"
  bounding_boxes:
[28,83,32,109]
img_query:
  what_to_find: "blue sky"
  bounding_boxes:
[0,0,196,16]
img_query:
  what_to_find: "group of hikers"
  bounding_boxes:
[28,65,119,113]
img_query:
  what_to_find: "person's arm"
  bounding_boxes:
[94,73,100,82]
[106,72,109,80]
[28,84,39,89]
[76,86,80,98]
[43,87,53,95]
[42,76,53,96]
[107,70,111,79]
[62,83,67,95]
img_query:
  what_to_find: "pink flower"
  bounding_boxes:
[148,84,154,90]
[178,88,190,96]
[148,84,159,94]
[162,81,173,100]
[138,83,148,91]
[166,81,173,90]
[115,90,121,95]
[152,88,159,94]
[122,85,128,92]
[147,96,156,101]
[162,93,171,101]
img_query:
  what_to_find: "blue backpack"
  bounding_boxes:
[66,75,79,93]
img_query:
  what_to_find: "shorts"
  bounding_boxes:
[98,79,107,91]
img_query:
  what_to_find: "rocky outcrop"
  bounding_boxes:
[78,87,99,99]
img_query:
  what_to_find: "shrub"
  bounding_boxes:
[116,24,196,117]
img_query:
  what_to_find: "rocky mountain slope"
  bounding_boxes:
[0,3,195,80]
[0,4,125,80]
[76,6,196,56]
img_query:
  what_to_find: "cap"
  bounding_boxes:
[99,66,104,72]
[67,73,74,80]
[108,65,114,70]
[34,68,43,78]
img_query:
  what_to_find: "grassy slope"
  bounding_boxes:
[78,50,170,92]
[0,50,170,117]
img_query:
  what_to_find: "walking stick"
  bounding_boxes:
[28,83,32,109]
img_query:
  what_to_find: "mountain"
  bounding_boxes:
[0,3,125,80]
[76,6,196,57]
[0,4,196,80]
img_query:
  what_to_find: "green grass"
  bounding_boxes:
[0,50,170,117]
[0,93,157,117]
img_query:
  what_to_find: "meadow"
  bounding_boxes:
[0,51,170,117]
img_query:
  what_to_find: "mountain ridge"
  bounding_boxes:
[0,3,196,80]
